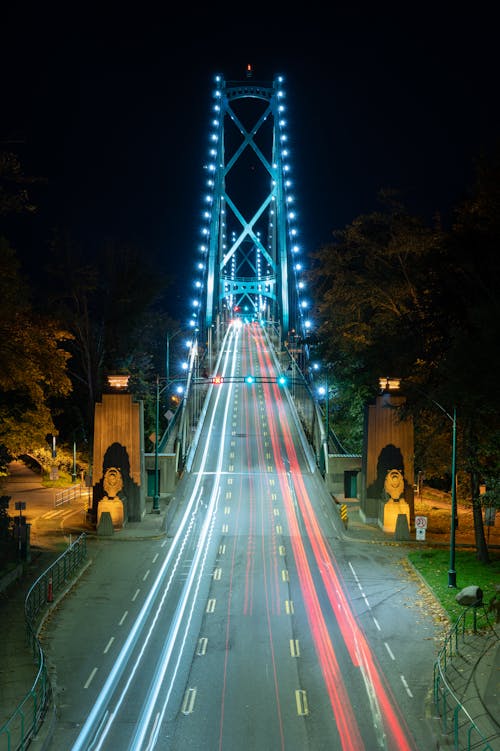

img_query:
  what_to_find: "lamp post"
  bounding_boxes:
[448,406,458,588]
[72,437,77,483]
[318,382,329,442]
[418,393,458,588]
[425,400,457,588]
[153,374,186,514]
[166,329,187,386]
[153,374,161,513]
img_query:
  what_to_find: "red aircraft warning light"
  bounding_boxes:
[212,375,224,385]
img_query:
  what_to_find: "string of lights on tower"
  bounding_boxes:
[187,69,312,348]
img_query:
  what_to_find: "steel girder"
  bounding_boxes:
[203,75,293,335]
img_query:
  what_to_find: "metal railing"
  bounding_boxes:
[54,483,84,507]
[433,602,499,750]
[0,533,88,751]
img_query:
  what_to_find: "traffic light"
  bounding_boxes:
[212,375,224,385]
[244,374,255,385]
[277,374,288,387]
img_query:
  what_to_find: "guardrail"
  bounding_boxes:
[0,533,88,751]
[433,603,499,750]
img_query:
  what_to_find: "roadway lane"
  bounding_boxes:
[158,322,421,751]
[42,321,438,750]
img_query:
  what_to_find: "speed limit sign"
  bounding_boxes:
[415,515,427,541]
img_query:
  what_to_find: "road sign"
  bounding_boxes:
[415,515,427,529]
[416,528,426,541]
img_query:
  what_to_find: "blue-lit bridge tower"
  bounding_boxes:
[194,71,307,339]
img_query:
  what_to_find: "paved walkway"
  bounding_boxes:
[0,465,498,749]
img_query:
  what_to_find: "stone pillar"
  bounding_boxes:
[91,393,145,526]
[360,390,414,528]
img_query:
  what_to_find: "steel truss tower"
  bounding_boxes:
[199,72,302,338]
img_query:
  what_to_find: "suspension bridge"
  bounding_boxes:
[154,70,345,485]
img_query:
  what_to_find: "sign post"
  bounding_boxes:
[415,515,427,541]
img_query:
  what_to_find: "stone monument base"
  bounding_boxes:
[382,499,410,533]
[97,498,124,528]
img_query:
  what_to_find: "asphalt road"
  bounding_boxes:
[36,322,444,751]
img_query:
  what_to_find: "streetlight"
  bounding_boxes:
[448,406,458,588]
[317,383,329,441]
[72,436,77,484]
[421,399,457,587]
[410,387,458,588]
[153,375,186,514]
[166,329,190,386]
[153,374,162,514]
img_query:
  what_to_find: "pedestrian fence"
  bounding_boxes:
[434,601,499,751]
[54,483,84,507]
[0,532,88,751]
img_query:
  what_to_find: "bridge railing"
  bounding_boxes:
[264,323,346,469]
[0,533,88,751]
[173,319,344,479]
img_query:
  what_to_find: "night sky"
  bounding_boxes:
[3,7,499,315]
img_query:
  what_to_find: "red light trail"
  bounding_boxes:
[251,324,416,751]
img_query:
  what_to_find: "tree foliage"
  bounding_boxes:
[44,233,175,439]
[0,152,38,216]
[308,157,500,561]
[0,241,73,459]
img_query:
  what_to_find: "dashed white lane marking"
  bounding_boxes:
[384,642,395,661]
[103,637,114,654]
[400,674,413,697]
[84,667,98,689]
[348,561,415,702]
[118,611,128,626]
